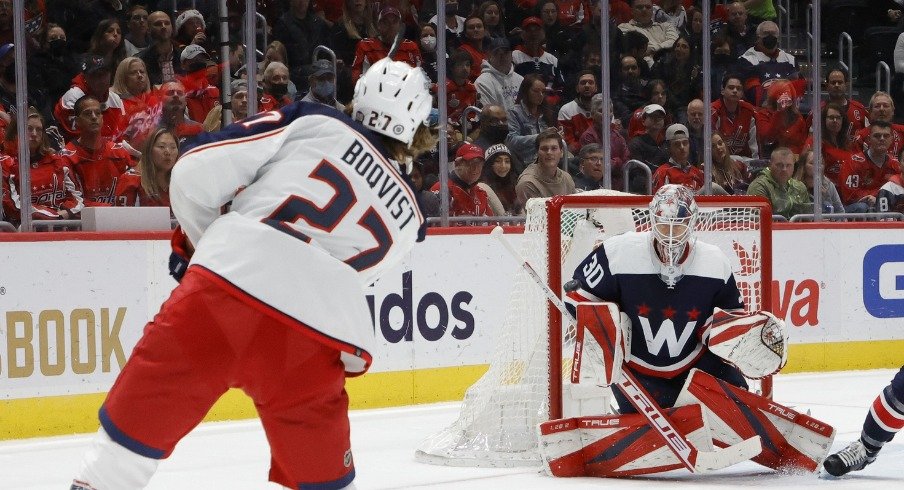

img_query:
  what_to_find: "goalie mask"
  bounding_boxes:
[649,184,698,288]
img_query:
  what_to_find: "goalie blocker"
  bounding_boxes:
[537,303,834,477]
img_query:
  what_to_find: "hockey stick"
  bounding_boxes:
[490,226,762,473]
[387,27,405,59]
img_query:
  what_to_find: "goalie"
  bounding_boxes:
[538,185,834,477]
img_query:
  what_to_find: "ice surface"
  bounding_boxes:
[1,369,901,489]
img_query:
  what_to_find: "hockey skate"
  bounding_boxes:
[822,440,876,476]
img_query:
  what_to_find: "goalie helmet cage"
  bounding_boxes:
[415,190,773,467]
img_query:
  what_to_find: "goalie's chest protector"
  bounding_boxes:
[573,232,743,378]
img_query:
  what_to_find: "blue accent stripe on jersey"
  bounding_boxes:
[98,406,166,459]
[297,468,356,490]
[181,102,391,160]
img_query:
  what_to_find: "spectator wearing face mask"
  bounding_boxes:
[27,24,82,122]
[301,59,344,111]
[419,23,439,83]
[259,62,293,112]
[737,20,799,106]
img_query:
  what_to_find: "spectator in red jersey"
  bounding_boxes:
[805,103,854,185]
[157,80,204,145]
[1,108,83,224]
[116,126,179,208]
[60,96,134,208]
[86,18,127,73]
[755,79,808,156]
[111,56,157,150]
[54,54,128,143]
[822,68,868,140]
[137,11,185,86]
[460,16,487,81]
[558,70,598,154]
[444,49,479,125]
[431,142,494,219]
[351,7,422,80]
[627,79,671,138]
[259,62,293,112]
[652,123,703,192]
[853,92,904,160]
[710,132,750,195]
[711,74,759,158]
[839,121,903,213]
[179,44,220,124]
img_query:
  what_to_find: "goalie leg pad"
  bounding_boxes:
[675,369,835,473]
[538,405,712,477]
[573,302,630,386]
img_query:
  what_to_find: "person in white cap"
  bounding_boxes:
[174,9,206,48]
[70,57,436,490]
[627,103,670,191]
[652,122,704,192]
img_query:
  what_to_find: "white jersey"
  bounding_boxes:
[170,102,425,374]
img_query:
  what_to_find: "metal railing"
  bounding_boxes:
[790,212,904,222]
[0,221,16,232]
[776,0,792,50]
[838,32,855,101]
[877,61,892,94]
[622,160,652,195]
[460,106,481,142]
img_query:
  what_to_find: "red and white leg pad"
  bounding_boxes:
[538,404,713,477]
[571,302,630,386]
[674,369,835,472]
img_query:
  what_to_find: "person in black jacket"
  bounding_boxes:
[272,0,331,94]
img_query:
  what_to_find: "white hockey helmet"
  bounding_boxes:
[649,184,698,288]
[352,58,433,146]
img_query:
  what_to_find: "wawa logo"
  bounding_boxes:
[733,242,820,328]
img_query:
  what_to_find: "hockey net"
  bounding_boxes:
[415,190,772,467]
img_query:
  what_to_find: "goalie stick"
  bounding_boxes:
[490,226,762,473]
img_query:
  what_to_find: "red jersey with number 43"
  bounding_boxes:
[172,102,425,374]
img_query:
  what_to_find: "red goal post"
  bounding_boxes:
[545,194,774,420]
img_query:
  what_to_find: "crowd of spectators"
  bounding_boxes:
[2,0,904,228]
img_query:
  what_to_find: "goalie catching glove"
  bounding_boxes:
[704,308,788,379]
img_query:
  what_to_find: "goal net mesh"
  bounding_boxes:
[415,190,768,467]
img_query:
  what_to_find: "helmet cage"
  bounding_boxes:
[649,185,698,288]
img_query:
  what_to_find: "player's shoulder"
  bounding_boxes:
[685,240,732,281]
[603,232,659,274]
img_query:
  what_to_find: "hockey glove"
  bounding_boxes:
[169,226,193,282]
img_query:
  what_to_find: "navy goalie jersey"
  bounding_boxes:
[570,232,744,378]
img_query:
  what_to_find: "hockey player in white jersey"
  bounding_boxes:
[538,185,836,477]
[70,58,436,490]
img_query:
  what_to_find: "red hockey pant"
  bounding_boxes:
[101,268,355,489]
